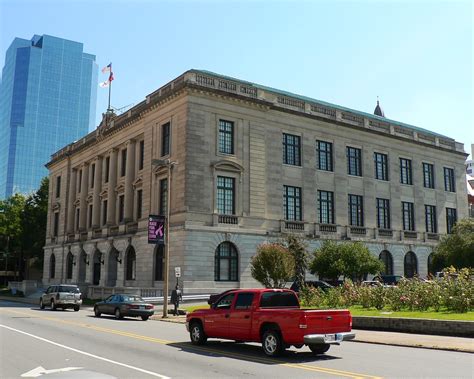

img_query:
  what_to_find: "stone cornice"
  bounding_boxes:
[45,70,467,169]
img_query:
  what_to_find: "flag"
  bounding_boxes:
[101,63,112,74]
[109,71,114,82]
[99,80,110,88]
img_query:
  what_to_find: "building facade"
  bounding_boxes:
[0,34,97,198]
[42,70,468,297]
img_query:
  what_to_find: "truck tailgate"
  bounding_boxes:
[302,309,352,334]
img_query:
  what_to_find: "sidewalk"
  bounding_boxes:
[2,296,472,353]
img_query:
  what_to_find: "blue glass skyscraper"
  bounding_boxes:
[0,34,97,198]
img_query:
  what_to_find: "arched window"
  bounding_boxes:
[154,245,164,281]
[126,247,136,281]
[66,252,74,279]
[404,251,418,278]
[427,253,435,276]
[50,254,56,279]
[379,250,393,275]
[214,242,238,281]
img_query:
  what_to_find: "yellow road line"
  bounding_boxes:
[1,308,381,379]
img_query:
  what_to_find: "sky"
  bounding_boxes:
[1,0,473,158]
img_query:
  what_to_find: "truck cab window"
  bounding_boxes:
[215,293,235,309]
[234,293,254,310]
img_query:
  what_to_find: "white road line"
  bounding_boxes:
[0,324,170,379]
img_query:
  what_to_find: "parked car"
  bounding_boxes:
[186,288,354,357]
[40,284,82,311]
[373,275,403,285]
[290,280,333,293]
[361,280,383,287]
[93,294,154,321]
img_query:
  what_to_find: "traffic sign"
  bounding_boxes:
[175,267,181,278]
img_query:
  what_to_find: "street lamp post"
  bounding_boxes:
[151,159,176,318]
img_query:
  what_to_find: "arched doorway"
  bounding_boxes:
[66,252,74,280]
[107,248,119,287]
[404,251,418,278]
[49,254,56,279]
[154,245,164,281]
[427,253,435,277]
[125,246,136,281]
[214,242,238,281]
[379,250,393,275]
[92,250,102,285]
[78,249,87,283]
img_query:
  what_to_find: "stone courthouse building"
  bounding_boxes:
[43,70,468,296]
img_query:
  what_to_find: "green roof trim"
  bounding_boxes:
[192,69,452,140]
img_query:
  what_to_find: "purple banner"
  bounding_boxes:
[148,215,166,244]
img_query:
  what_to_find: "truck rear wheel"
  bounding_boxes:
[309,344,330,355]
[190,322,207,345]
[262,330,284,357]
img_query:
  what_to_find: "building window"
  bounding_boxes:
[53,212,59,237]
[316,141,333,171]
[283,185,302,221]
[446,208,457,234]
[428,253,435,276]
[78,170,82,193]
[400,158,412,185]
[118,195,125,223]
[75,208,80,231]
[444,167,455,192]
[374,152,388,181]
[376,198,390,229]
[139,140,145,170]
[125,247,136,281]
[159,178,168,216]
[90,164,95,188]
[318,190,334,224]
[347,147,362,176]
[154,245,164,281]
[104,156,110,183]
[402,201,415,231]
[55,176,61,198]
[217,176,235,215]
[379,250,393,275]
[121,149,127,177]
[161,122,170,157]
[425,205,437,233]
[404,251,418,278]
[348,194,364,226]
[283,133,301,166]
[88,204,93,228]
[102,200,108,226]
[50,254,56,279]
[423,163,434,189]
[136,189,143,219]
[218,119,234,155]
[214,242,238,281]
[66,252,73,280]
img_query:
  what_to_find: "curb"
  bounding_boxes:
[349,338,473,354]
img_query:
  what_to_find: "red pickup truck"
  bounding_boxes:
[186,288,355,357]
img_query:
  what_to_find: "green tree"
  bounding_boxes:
[310,241,383,282]
[21,177,49,272]
[432,219,474,270]
[281,234,308,290]
[251,243,295,288]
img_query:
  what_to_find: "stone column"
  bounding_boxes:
[66,169,77,235]
[92,157,103,228]
[107,149,118,225]
[79,164,89,231]
[124,140,136,222]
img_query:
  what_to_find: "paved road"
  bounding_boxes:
[0,301,472,378]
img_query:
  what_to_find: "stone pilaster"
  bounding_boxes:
[79,164,89,231]
[92,157,103,228]
[66,169,77,234]
[107,149,118,225]
[124,140,136,222]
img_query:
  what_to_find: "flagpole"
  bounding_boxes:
[108,63,112,112]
